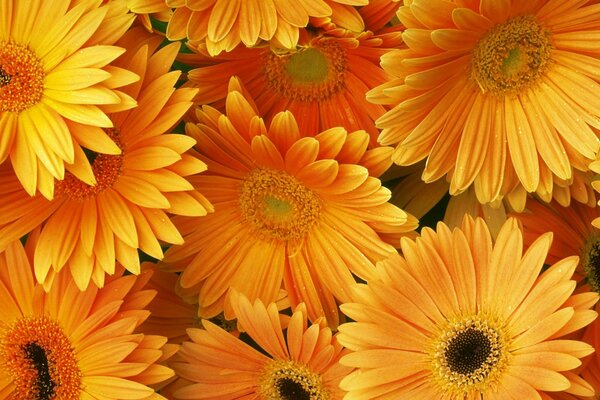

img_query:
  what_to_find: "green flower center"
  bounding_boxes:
[470,15,553,96]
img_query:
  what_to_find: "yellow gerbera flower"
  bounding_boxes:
[338,216,598,398]
[171,291,352,399]
[161,77,417,327]
[161,0,368,54]
[180,26,402,147]
[372,1,600,205]
[0,27,211,290]
[0,238,173,399]
[0,0,140,198]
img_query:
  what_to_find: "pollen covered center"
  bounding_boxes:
[258,359,330,400]
[0,41,45,113]
[239,168,321,241]
[264,41,347,101]
[470,15,553,96]
[582,234,600,293]
[0,315,81,400]
[55,128,123,201]
[431,316,507,394]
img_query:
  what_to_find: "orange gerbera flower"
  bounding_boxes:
[0,238,174,399]
[338,217,598,398]
[0,0,139,198]
[372,1,600,205]
[180,26,402,147]
[162,0,368,54]
[171,291,352,399]
[161,77,417,327]
[513,198,600,394]
[0,27,211,290]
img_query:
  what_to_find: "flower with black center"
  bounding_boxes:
[338,216,598,398]
[372,0,600,205]
[514,198,600,395]
[171,291,352,399]
[0,238,174,399]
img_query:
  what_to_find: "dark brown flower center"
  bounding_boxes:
[0,316,81,400]
[444,328,492,375]
[277,377,311,400]
[431,316,508,394]
[582,237,600,293]
[22,342,56,400]
[258,360,329,400]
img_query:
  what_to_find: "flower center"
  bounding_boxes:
[0,41,45,113]
[0,316,81,400]
[258,360,329,400]
[263,41,347,101]
[470,15,553,96]
[582,234,600,293]
[55,129,123,201]
[239,168,321,241]
[444,328,492,375]
[431,316,507,394]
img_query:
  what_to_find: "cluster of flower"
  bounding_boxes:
[1,0,600,399]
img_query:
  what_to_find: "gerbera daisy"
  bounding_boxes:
[0,237,174,399]
[180,26,402,147]
[0,0,140,198]
[372,1,600,205]
[161,77,417,327]
[171,291,352,399]
[161,0,368,55]
[513,198,600,394]
[0,27,211,290]
[338,216,598,398]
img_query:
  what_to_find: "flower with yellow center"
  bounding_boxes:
[372,0,600,205]
[338,216,598,398]
[0,239,174,399]
[0,27,212,290]
[181,26,402,148]
[161,77,417,328]
[0,0,141,199]
[171,291,352,399]
[158,0,367,55]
